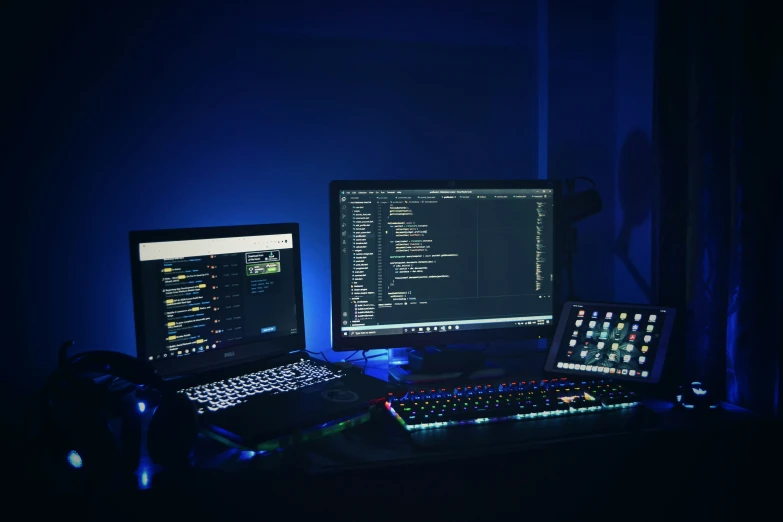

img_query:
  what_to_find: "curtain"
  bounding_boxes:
[657,0,782,415]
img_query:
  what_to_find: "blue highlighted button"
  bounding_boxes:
[261,326,277,334]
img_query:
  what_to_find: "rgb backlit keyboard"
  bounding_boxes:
[179,359,341,414]
[387,378,640,430]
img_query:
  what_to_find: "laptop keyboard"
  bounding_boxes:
[178,359,342,414]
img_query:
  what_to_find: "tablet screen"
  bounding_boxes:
[544,301,676,383]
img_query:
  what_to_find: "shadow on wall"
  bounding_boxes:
[614,129,653,301]
[549,140,616,302]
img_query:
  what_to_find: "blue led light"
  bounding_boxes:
[135,456,158,490]
[239,450,257,461]
[67,450,83,469]
[387,401,639,431]
[135,466,153,489]
[137,401,146,413]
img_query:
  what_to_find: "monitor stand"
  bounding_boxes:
[387,345,506,384]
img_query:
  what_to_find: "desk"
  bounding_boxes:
[137,403,777,520]
[10,353,782,519]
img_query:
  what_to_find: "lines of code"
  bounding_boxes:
[338,188,555,337]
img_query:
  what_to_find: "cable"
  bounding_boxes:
[563,176,597,300]
[304,350,331,362]
[342,350,361,362]
[343,351,386,374]
[305,350,359,363]
[304,349,373,365]
[573,176,597,189]
[567,227,577,299]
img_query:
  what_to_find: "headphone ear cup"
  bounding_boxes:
[41,405,126,494]
[64,410,123,474]
[147,393,197,468]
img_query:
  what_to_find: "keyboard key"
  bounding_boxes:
[179,359,341,414]
[388,379,640,430]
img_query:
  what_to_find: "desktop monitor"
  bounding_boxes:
[129,223,305,378]
[329,180,562,352]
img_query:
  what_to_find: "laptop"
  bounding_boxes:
[129,223,394,450]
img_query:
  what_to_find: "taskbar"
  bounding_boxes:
[340,315,553,337]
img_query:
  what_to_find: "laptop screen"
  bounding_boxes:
[130,224,305,378]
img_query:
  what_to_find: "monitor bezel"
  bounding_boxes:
[329,179,563,352]
[544,300,676,384]
[129,223,306,378]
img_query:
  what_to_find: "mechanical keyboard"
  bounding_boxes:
[179,359,342,414]
[386,378,640,430]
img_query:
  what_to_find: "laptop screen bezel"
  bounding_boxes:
[129,223,306,378]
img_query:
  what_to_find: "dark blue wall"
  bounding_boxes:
[6,2,539,393]
[548,0,618,301]
[5,0,655,395]
[613,0,655,304]
[548,0,654,305]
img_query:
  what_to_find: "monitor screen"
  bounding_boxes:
[330,180,560,351]
[544,301,676,383]
[129,224,305,377]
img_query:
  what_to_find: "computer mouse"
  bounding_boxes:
[676,381,720,410]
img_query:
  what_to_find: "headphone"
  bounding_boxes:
[40,341,197,489]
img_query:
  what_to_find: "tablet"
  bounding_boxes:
[544,301,676,383]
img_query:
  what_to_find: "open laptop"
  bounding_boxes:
[129,223,394,450]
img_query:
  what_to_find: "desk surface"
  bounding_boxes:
[129,402,781,519]
[155,352,772,482]
[9,350,782,518]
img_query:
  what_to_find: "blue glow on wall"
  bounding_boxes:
[6,2,655,396]
[7,3,541,393]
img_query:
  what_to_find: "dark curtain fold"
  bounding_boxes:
[686,0,782,413]
[658,0,782,415]
[684,0,732,395]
